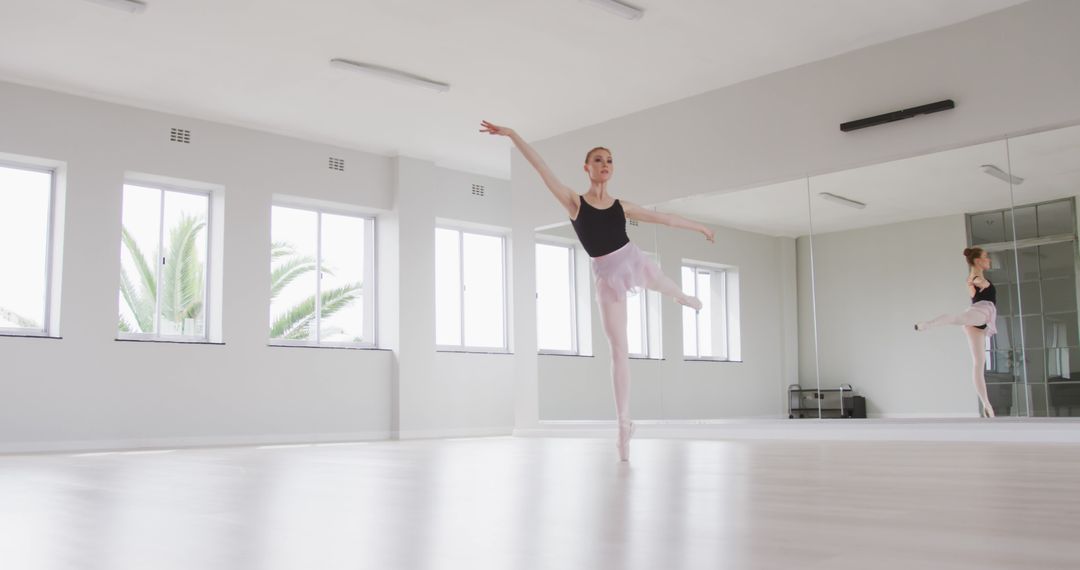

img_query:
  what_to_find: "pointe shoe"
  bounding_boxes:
[914,322,925,331]
[616,421,636,462]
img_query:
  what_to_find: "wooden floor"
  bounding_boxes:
[2,436,1079,569]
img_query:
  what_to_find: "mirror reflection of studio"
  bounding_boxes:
[537,126,1080,423]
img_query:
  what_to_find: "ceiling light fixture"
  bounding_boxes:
[818,192,867,210]
[83,0,147,14]
[981,164,1024,185]
[330,58,450,93]
[580,0,644,20]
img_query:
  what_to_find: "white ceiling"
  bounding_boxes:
[0,0,1027,178]
[659,124,1080,237]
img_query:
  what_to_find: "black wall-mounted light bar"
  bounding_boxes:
[840,99,955,132]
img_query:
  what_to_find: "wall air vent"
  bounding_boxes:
[471,184,485,197]
[169,128,191,144]
[329,157,345,171]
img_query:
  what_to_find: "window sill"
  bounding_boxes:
[116,338,224,345]
[629,356,664,361]
[683,357,742,363]
[0,332,61,340]
[539,352,594,358]
[436,349,513,355]
[268,343,387,351]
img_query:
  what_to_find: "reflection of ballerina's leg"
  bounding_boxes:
[598,294,635,461]
[963,326,996,418]
[642,261,702,311]
[915,307,988,331]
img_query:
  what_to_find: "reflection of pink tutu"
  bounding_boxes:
[590,242,664,304]
[971,300,997,337]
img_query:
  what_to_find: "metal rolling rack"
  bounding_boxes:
[788,384,865,418]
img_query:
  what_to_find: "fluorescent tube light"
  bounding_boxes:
[83,0,147,14]
[72,449,174,457]
[330,58,450,93]
[980,164,1024,185]
[818,192,866,210]
[581,0,644,20]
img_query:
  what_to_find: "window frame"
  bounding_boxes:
[627,252,663,360]
[682,262,737,362]
[626,287,649,358]
[435,225,509,353]
[536,238,580,356]
[268,203,377,349]
[0,159,58,338]
[626,287,663,360]
[117,182,214,343]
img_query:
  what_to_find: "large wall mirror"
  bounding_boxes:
[805,123,1080,419]
[534,123,1080,422]
[653,179,814,419]
[807,141,1019,418]
[536,179,815,421]
[1006,124,1080,417]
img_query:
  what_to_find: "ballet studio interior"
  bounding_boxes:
[1,1,1079,568]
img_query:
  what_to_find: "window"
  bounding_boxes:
[616,249,662,359]
[682,263,741,360]
[270,205,375,346]
[0,162,55,336]
[118,183,210,340]
[536,242,577,353]
[436,227,507,350]
[627,285,662,359]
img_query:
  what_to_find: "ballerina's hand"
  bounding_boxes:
[703,228,716,243]
[480,120,515,137]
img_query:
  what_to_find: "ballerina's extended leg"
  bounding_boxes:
[915,307,988,331]
[643,265,702,311]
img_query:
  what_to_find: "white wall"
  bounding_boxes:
[0,80,513,452]
[537,220,800,421]
[512,0,1080,430]
[798,215,976,417]
[392,159,516,438]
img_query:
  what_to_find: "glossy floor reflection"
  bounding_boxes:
[2,437,1079,570]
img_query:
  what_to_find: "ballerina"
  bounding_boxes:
[481,120,715,459]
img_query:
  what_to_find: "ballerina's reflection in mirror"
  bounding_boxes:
[915,247,997,417]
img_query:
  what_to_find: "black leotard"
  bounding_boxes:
[972,278,996,330]
[570,196,630,258]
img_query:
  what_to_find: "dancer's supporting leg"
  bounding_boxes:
[598,294,633,461]
[962,325,996,417]
[915,307,988,331]
[643,266,702,311]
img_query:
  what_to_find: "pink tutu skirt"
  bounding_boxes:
[590,242,664,304]
[971,300,998,337]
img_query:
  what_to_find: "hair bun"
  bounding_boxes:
[963,248,973,256]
